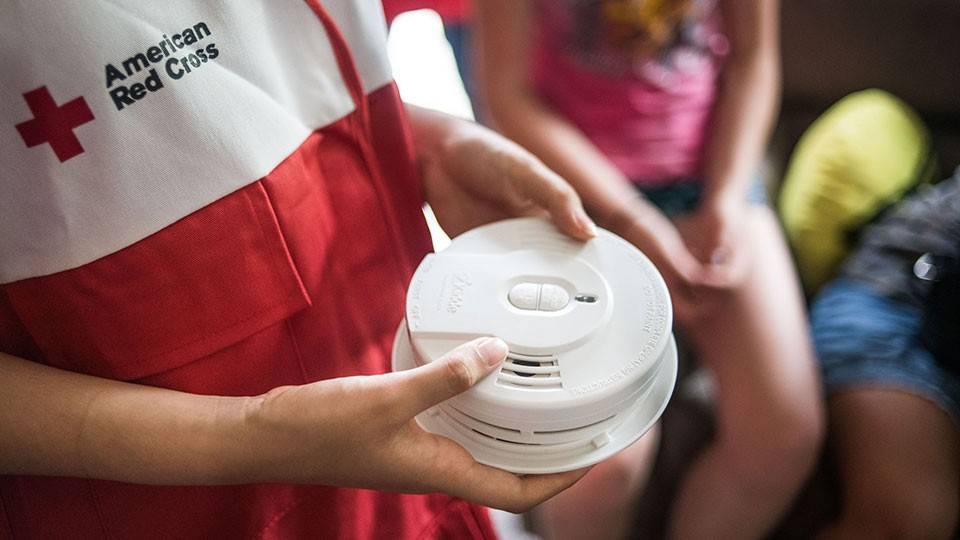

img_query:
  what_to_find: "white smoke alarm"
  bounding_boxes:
[392,217,677,474]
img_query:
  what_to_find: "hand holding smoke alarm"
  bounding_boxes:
[393,217,677,474]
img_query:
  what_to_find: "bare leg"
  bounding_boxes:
[668,207,825,540]
[534,425,660,540]
[818,389,960,540]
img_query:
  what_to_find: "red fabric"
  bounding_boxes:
[4,181,313,381]
[0,3,496,539]
[382,0,470,24]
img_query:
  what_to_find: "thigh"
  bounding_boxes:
[829,388,960,520]
[533,425,660,540]
[679,207,822,437]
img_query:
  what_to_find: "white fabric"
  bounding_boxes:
[0,0,392,283]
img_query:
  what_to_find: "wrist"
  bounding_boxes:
[702,187,742,214]
[205,394,273,485]
[408,105,468,163]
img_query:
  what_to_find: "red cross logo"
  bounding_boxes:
[15,86,95,163]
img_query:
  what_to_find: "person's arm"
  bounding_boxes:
[677,0,780,280]
[473,1,664,241]
[473,0,717,318]
[0,351,241,484]
[0,339,585,512]
[700,0,780,208]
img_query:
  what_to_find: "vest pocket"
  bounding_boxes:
[4,181,312,381]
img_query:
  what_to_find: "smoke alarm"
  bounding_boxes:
[391,217,677,474]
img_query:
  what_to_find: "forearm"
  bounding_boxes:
[700,52,780,203]
[473,0,659,240]
[486,90,657,237]
[701,0,781,204]
[0,352,252,484]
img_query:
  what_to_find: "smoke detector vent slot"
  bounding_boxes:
[498,351,562,389]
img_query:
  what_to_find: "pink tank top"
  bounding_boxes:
[531,0,728,184]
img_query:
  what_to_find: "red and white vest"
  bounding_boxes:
[0,1,495,538]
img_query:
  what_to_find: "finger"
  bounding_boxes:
[662,246,710,290]
[425,434,590,513]
[689,271,735,293]
[461,466,589,514]
[397,337,508,417]
[636,222,705,289]
[709,246,731,266]
[695,254,743,290]
[508,156,596,240]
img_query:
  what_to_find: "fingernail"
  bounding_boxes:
[574,209,598,237]
[477,337,508,366]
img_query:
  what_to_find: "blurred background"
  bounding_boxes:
[389,1,960,204]
[771,0,960,183]
[387,2,960,538]
[388,10,473,121]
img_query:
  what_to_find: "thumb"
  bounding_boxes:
[398,337,508,417]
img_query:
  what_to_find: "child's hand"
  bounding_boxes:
[413,109,596,241]
[236,337,589,513]
[662,197,755,323]
[677,196,753,289]
[619,205,723,325]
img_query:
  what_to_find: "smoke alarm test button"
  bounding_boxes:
[539,284,570,311]
[508,282,570,311]
[508,283,539,310]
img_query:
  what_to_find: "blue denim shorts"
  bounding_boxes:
[810,278,960,422]
[636,178,768,217]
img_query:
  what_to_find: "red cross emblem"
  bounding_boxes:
[15,86,95,163]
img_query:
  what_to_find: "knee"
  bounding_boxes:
[586,456,637,505]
